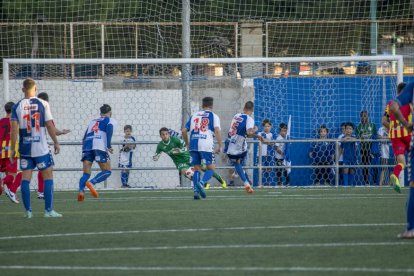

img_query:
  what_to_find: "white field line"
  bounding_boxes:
[48,193,405,203]
[0,241,412,255]
[0,265,413,273]
[0,223,404,241]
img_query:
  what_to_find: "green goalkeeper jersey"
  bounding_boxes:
[155,136,190,169]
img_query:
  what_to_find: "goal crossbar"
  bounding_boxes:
[3,55,404,101]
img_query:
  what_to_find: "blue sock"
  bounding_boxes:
[44,179,54,212]
[343,173,349,186]
[193,171,200,192]
[21,180,31,212]
[406,187,414,231]
[349,174,354,186]
[91,170,112,185]
[79,173,90,192]
[201,169,214,185]
[234,164,248,183]
[121,172,129,186]
[245,171,251,183]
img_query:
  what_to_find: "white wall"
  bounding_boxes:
[1,79,183,190]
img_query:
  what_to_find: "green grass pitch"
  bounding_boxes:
[1,187,414,275]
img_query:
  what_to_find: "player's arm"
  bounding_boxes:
[390,100,413,131]
[56,128,71,136]
[182,125,189,150]
[153,143,162,161]
[214,126,223,153]
[9,120,19,163]
[45,120,60,154]
[106,123,114,154]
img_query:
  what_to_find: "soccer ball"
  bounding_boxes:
[185,167,195,178]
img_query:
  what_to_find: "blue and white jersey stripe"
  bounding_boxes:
[11,97,52,157]
[185,110,220,152]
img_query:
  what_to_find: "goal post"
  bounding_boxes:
[2,55,405,190]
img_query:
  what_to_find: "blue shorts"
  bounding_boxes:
[82,150,110,163]
[20,153,54,171]
[190,151,215,166]
[227,151,247,166]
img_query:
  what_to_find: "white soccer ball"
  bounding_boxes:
[185,167,195,178]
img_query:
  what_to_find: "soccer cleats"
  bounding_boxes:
[25,211,33,219]
[86,181,99,198]
[4,186,19,204]
[245,185,254,194]
[37,192,44,200]
[204,183,211,189]
[44,210,63,218]
[390,174,401,193]
[195,182,206,199]
[221,180,227,189]
[397,229,414,239]
[77,192,85,202]
[193,192,201,200]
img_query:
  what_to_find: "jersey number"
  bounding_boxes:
[1,125,9,140]
[229,122,239,136]
[23,112,40,133]
[194,118,209,132]
[92,121,100,133]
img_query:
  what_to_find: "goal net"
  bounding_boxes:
[2,56,404,190]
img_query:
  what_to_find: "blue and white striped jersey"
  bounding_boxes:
[185,110,220,152]
[11,97,52,157]
[82,116,116,152]
[119,136,136,166]
[225,113,254,155]
[257,131,277,157]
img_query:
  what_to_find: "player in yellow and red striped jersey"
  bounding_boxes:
[383,82,410,193]
[0,101,22,203]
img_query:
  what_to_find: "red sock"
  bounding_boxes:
[393,163,404,178]
[9,172,22,193]
[3,175,14,188]
[38,172,44,193]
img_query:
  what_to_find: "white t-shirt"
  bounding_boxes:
[377,127,390,159]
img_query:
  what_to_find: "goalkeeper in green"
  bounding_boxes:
[153,127,226,189]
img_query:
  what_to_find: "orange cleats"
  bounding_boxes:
[245,185,254,193]
[77,192,85,202]
[86,181,99,198]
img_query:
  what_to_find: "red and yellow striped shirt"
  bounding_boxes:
[385,102,412,139]
[0,117,18,158]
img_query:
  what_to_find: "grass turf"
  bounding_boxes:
[0,187,413,275]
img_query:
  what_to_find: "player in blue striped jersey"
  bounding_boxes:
[10,78,62,218]
[118,125,136,188]
[225,101,262,193]
[182,97,223,200]
[78,104,116,201]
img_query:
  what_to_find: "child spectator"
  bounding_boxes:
[341,122,358,186]
[275,123,290,186]
[257,119,277,186]
[338,122,347,185]
[309,125,335,185]
[118,125,136,188]
[377,125,391,186]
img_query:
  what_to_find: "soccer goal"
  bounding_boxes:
[2,55,404,190]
